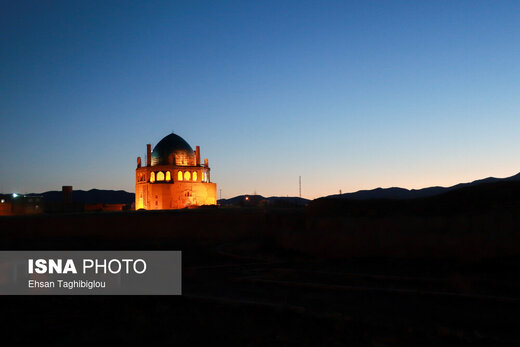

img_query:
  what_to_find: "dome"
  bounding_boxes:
[151,133,196,166]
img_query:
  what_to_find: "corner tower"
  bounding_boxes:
[135,133,217,210]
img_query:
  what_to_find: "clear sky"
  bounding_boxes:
[1,1,520,199]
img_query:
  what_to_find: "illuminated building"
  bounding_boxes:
[135,133,217,210]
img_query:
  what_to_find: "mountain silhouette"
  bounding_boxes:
[218,195,310,207]
[326,172,520,200]
[28,189,134,204]
[21,171,520,205]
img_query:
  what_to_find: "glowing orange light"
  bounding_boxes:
[192,171,197,181]
[166,171,171,181]
[245,196,249,201]
[184,171,191,181]
[178,171,183,181]
[150,172,155,183]
[157,171,165,181]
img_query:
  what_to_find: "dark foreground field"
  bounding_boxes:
[1,181,520,345]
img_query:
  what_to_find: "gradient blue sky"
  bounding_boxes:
[1,1,519,199]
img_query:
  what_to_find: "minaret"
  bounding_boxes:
[146,144,151,166]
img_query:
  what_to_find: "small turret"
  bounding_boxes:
[146,144,151,167]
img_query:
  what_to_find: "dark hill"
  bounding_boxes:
[28,189,134,204]
[309,179,520,218]
[327,171,520,200]
[218,195,309,207]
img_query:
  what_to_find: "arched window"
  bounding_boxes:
[202,172,205,182]
[178,171,183,181]
[157,171,165,181]
[150,172,155,183]
[166,171,171,181]
[184,171,191,181]
[192,171,197,181]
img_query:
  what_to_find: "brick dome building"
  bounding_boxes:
[135,133,217,209]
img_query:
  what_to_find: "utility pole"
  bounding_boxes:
[299,176,301,198]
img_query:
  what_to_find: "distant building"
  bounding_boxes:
[135,133,217,209]
[84,203,126,212]
[0,194,43,216]
[45,186,131,213]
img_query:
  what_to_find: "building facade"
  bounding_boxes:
[135,133,217,210]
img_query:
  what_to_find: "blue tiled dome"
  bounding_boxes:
[151,133,195,166]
